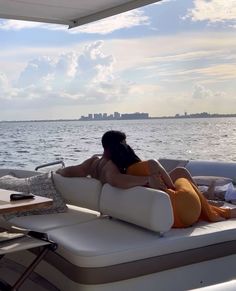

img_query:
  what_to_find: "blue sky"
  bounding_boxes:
[0,0,236,120]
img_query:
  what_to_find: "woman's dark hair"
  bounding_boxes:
[101,130,140,173]
[109,142,141,173]
[101,130,126,149]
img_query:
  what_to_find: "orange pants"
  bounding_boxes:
[127,161,231,228]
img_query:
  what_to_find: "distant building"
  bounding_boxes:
[121,112,149,120]
[79,111,149,121]
[94,113,102,120]
[114,112,120,119]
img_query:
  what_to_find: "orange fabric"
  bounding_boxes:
[127,161,231,228]
[191,182,231,221]
[127,162,150,176]
[166,179,201,228]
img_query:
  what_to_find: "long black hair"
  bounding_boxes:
[109,142,141,173]
[101,130,141,173]
[101,130,126,149]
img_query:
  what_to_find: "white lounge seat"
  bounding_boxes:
[190,280,236,290]
[47,218,236,269]
[7,205,100,232]
[2,159,236,291]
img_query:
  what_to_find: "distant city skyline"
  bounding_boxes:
[1,111,236,123]
[79,111,149,121]
[0,1,236,120]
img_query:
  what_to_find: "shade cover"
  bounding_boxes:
[0,0,160,28]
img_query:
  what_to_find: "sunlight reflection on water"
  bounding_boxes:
[0,118,236,169]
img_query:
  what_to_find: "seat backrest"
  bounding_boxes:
[52,173,102,212]
[100,184,174,233]
[186,160,236,180]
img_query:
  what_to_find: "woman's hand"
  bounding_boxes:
[148,175,168,191]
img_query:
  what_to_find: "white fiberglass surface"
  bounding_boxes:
[0,0,159,27]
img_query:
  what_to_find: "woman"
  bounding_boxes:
[105,133,235,228]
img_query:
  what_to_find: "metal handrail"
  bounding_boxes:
[35,160,65,171]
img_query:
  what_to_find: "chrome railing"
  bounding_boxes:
[35,160,65,171]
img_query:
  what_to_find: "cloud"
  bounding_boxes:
[0,73,10,99]
[0,20,46,30]
[0,41,130,106]
[192,83,225,99]
[186,0,236,25]
[0,10,149,34]
[0,72,24,101]
[149,50,225,63]
[192,84,213,99]
[193,64,236,80]
[71,10,149,34]
[167,63,236,83]
[1,31,236,119]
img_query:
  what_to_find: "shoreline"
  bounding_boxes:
[1,114,236,123]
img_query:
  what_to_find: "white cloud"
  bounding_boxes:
[0,10,149,34]
[186,0,236,25]
[192,84,213,99]
[193,64,236,80]
[70,10,149,34]
[102,33,236,85]
[185,83,232,115]
[0,72,24,100]
[0,20,48,30]
[0,41,130,106]
[1,31,236,119]
[0,73,10,99]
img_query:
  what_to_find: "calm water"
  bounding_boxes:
[0,118,236,170]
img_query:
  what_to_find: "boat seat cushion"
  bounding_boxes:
[100,184,174,233]
[193,176,233,186]
[47,215,236,268]
[52,173,102,212]
[7,205,100,232]
[186,161,236,180]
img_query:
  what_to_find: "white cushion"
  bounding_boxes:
[7,205,100,232]
[186,161,236,180]
[52,173,102,212]
[48,216,236,268]
[193,176,233,186]
[190,280,236,290]
[100,184,173,233]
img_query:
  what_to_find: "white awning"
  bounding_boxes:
[0,0,161,28]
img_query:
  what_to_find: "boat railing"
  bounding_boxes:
[35,160,65,171]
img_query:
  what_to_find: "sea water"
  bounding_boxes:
[0,118,236,170]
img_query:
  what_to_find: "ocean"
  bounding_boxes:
[0,118,236,170]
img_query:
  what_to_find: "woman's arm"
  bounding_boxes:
[147,159,175,189]
[104,161,149,189]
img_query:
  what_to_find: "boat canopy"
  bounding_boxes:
[0,0,160,28]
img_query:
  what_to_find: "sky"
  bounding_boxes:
[0,0,236,120]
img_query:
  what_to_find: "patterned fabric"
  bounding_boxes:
[0,172,68,220]
[0,174,29,193]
